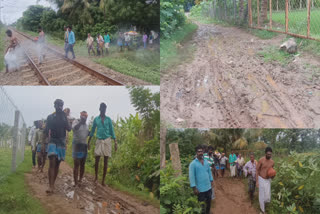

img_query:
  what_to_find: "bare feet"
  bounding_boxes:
[101,182,106,187]
[46,188,54,195]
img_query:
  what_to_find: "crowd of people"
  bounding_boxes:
[189,145,275,214]
[27,99,117,194]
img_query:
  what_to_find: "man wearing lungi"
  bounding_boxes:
[88,103,117,186]
[243,153,257,203]
[45,99,71,194]
[256,147,275,214]
[72,111,89,187]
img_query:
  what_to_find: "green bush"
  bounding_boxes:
[270,152,320,214]
[160,163,202,214]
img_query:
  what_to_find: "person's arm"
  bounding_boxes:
[189,162,199,195]
[256,159,262,186]
[72,119,81,131]
[88,118,97,150]
[208,163,214,187]
[109,118,117,151]
[243,162,249,176]
[65,114,71,132]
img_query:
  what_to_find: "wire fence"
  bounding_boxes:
[195,0,320,41]
[0,86,26,182]
[249,0,320,40]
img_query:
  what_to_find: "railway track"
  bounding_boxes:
[10,28,123,86]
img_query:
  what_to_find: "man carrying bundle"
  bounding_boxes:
[256,147,276,214]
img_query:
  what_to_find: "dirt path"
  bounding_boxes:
[25,162,159,214]
[161,21,320,128]
[212,171,258,214]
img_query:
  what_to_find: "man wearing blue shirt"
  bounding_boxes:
[65,26,76,59]
[229,150,237,177]
[189,145,214,214]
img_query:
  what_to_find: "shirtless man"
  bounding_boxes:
[4,30,19,73]
[256,147,275,214]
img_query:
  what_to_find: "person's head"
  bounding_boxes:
[64,26,67,30]
[64,108,70,116]
[250,153,255,162]
[222,153,225,157]
[5,29,12,37]
[265,147,272,160]
[33,120,38,127]
[38,27,42,32]
[68,26,72,31]
[54,99,64,113]
[232,150,235,154]
[105,31,108,35]
[238,154,241,158]
[88,33,91,37]
[38,120,43,129]
[80,111,88,123]
[99,102,107,115]
[195,145,203,160]
[208,146,214,155]
[202,144,208,153]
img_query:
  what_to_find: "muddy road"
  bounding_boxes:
[26,162,159,214]
[161,21,320,128]
[212,172,258,214]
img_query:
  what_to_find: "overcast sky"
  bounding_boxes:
[1,0,55,25]
[0,86,159,127]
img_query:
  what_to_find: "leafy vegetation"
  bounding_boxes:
[65,87,160,204]
[162,128,320,213]
[160,22,198,71]
[268,152,320,214]
[0,149,47,214]
[258,46,295,65]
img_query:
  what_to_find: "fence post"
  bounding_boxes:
[22,123,26,161]
[285,0,289,33]
[11,110,20,172]
[307,0,311,38]
[169,143,182,177]
[257,0,260,27]
[249,0,252,27]
[160,124,166,169]
[269,0,272,29]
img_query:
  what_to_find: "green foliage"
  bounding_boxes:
[160,0,186,38]
[269,152,320,214]
[0,149,46,214]
[248,29,279,40]
[258,46,295,65]
[160,21,198,71]
[160,163,202,214]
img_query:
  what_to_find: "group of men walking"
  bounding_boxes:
[189,145,275,214]
[28,99,117,194]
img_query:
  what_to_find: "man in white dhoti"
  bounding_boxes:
[256,147,275,214]
[229,151,237,177]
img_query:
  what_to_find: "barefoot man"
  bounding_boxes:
[45,99,71,194]
[88,103,117,186]
[72,111,89,187]
[256,147,275,214]
[243,153,257,203]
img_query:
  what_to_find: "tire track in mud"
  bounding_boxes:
[25,162,159,214]
[161,21,320,128]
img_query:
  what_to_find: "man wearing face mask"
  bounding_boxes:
[72,111,89,187]
[45,99,71,194]
[189,145,214,214]
[256,147,275,214]
[88,103,117,186]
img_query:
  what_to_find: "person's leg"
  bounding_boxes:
[205,189,212,214]
[73,158,80,186]
[47,156,56,193]
[53,159,61,185]
[65,44,69,58]
[92,46,96,56]
[198,192,206,214]
[37,152,42,171]
[79,158,86,183]
[41,153,47,172]
[94,156,100,183]
[259,177,265,213]
[101,45,104,56]
[102,156,109,186]
[32,150,36,167]
[71,45,75,59]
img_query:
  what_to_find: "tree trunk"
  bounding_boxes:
[239,0,244,24]
[169,143,182,176]
[260,0,268,23]
[233,0,237,20]
[213,0,217,18]
[224,0,227,20]
[160,124,166,169]
[300,0,302,9]
[277,0,279,11]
